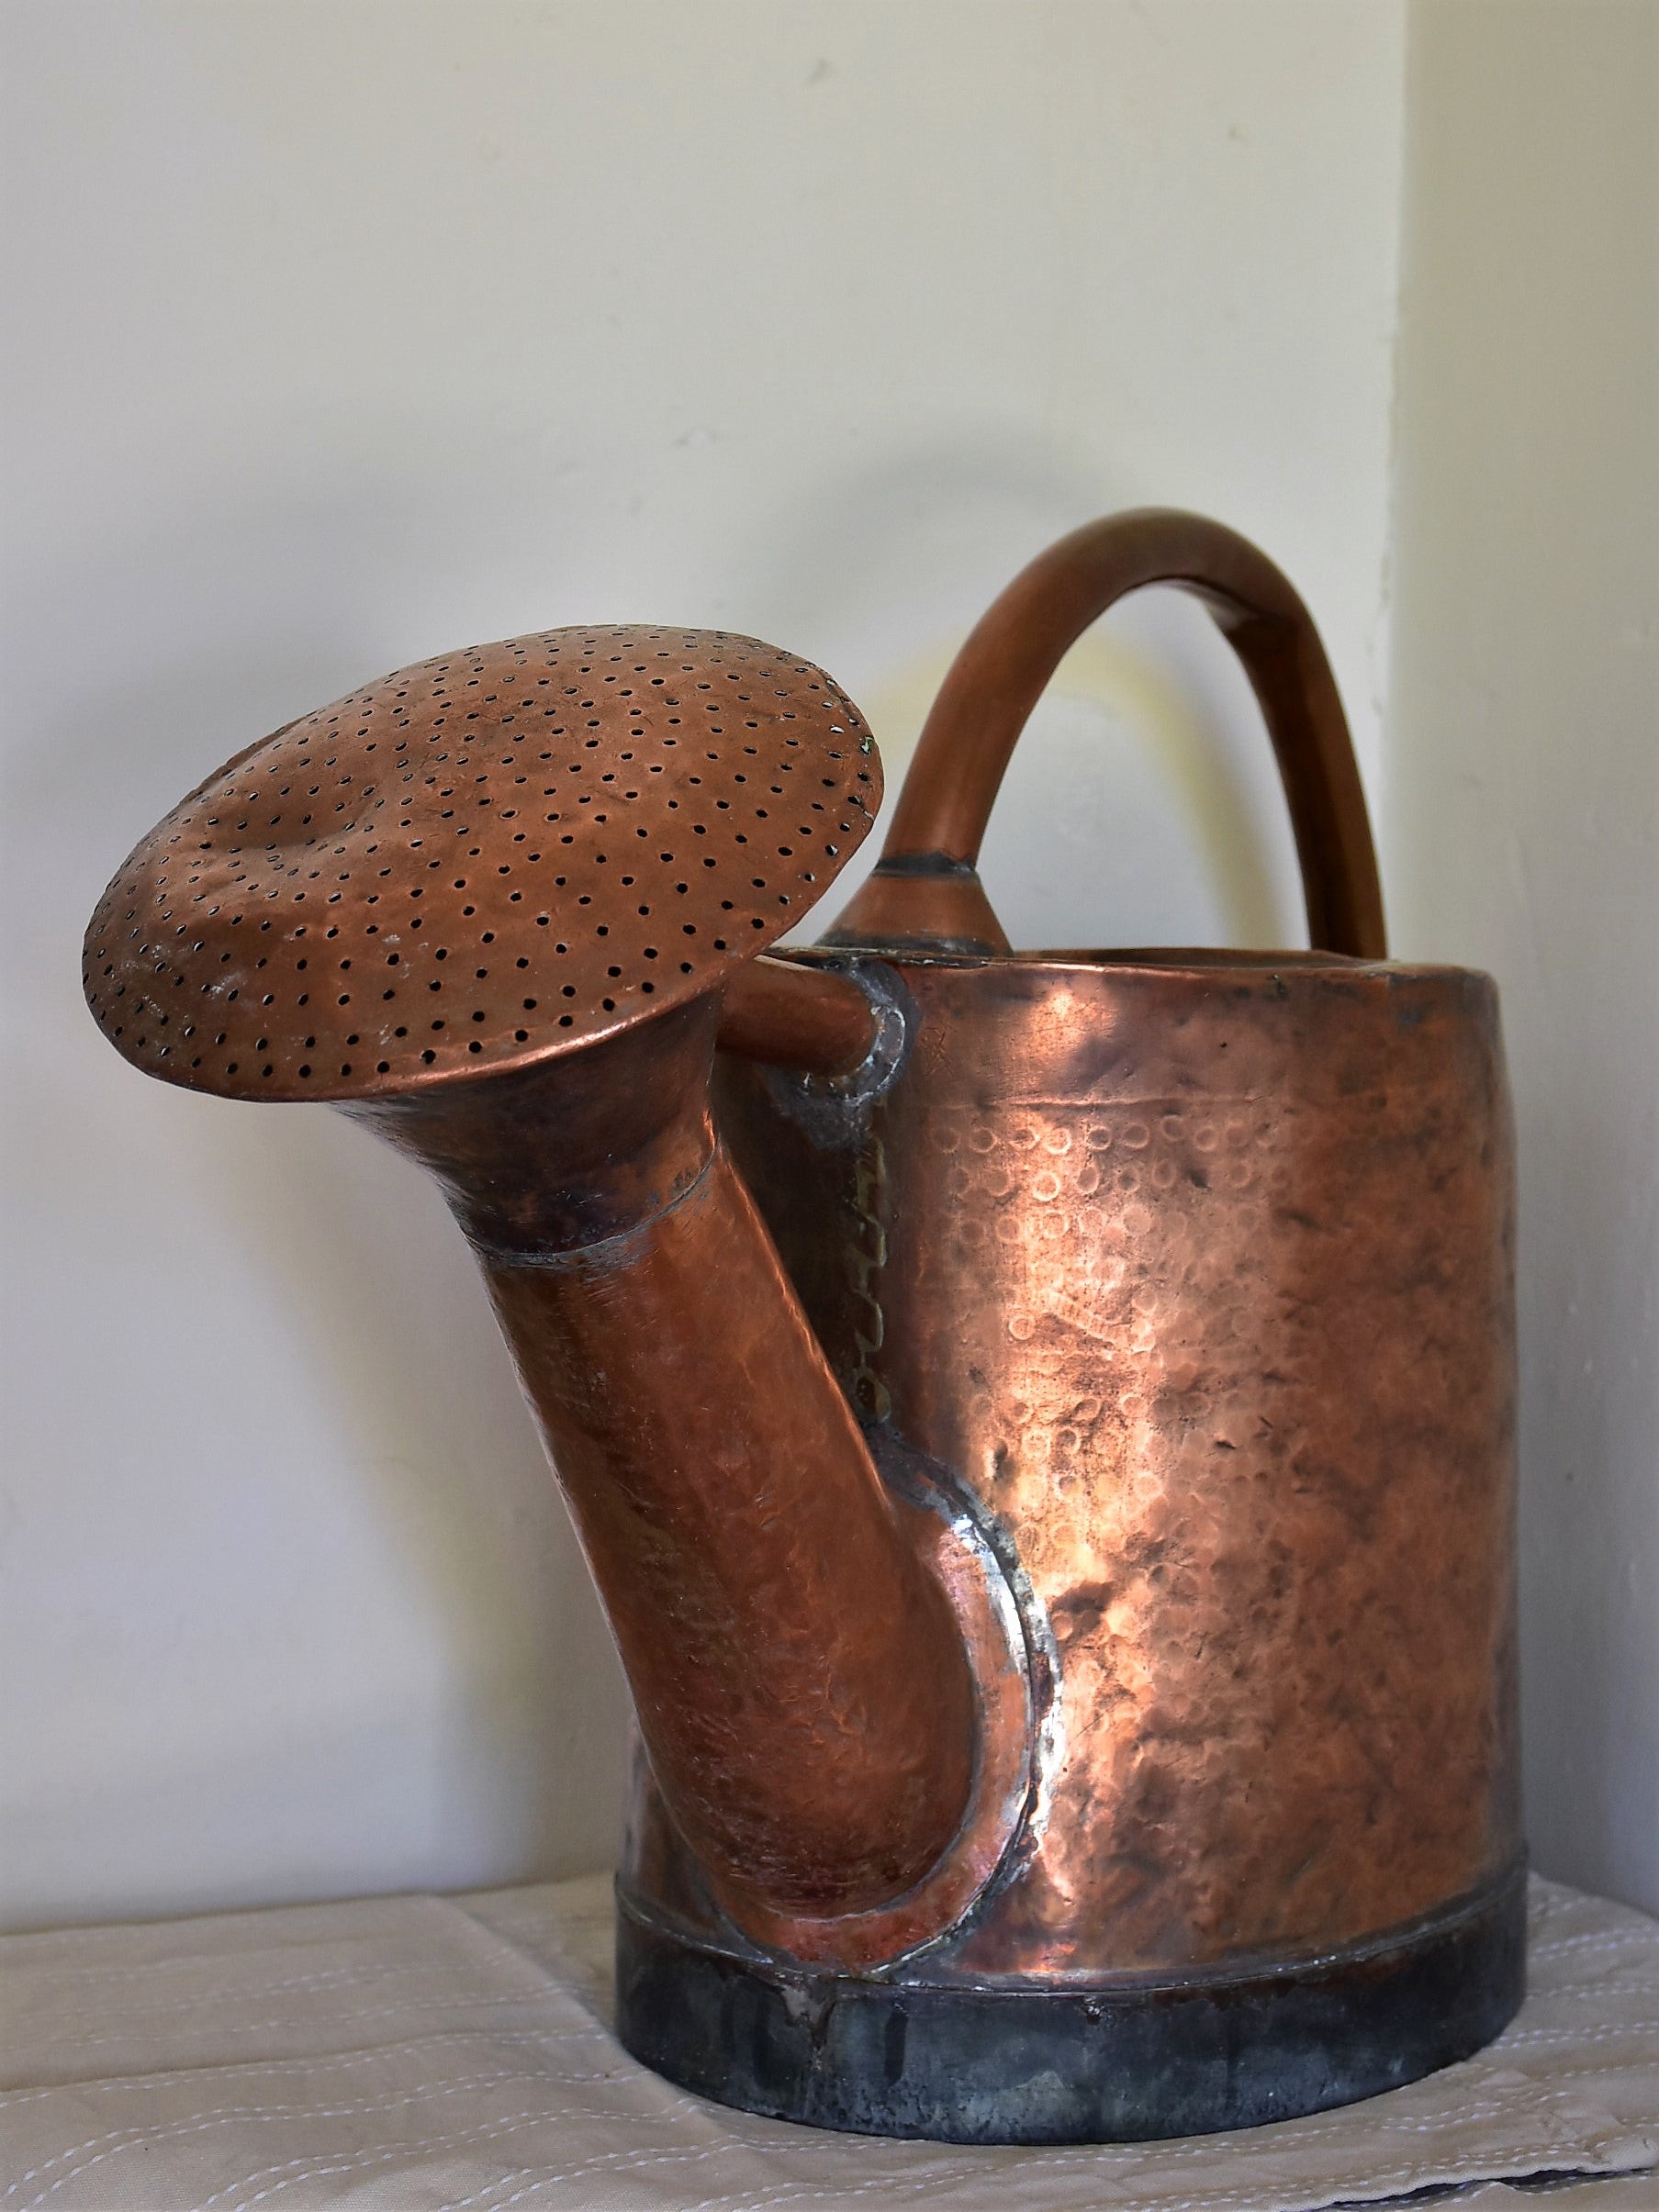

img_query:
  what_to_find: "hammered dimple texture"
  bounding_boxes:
[83,628,880,1100]
[714,957,1520,1979]
[895,966,1518,1975]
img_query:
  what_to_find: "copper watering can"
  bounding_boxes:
[84,509,1522,2144]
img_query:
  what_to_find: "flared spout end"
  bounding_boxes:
[82,626,880,1105]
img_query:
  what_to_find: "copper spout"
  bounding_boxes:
[83,624,977,1929]
[349,997,976,1920]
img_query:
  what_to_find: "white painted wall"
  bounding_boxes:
[21,0,1638,1934]
[1386,0,1657,1916]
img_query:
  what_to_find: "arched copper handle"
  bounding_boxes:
[830,508,1386,959]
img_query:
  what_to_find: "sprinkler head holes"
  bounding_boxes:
[84,627,880,1101]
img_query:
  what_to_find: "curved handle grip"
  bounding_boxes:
[830,508,1386,959]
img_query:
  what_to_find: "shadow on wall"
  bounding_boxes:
[731,434,1307,952]
[1386,0,1657,1913]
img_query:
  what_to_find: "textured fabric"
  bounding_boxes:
[0,1874,1653,2210]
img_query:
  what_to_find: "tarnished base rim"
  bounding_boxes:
[613,1860,1527,2145]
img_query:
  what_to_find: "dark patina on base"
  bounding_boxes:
[615,1860,1527,2145]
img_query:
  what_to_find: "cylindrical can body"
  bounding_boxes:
[725,951,1520,1970]
[616,948,1523,2139]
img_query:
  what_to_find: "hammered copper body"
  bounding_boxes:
[715,952,1519,1969]
[645,510,1526,2131]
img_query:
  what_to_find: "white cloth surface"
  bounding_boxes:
[0,1874,1653,2212]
